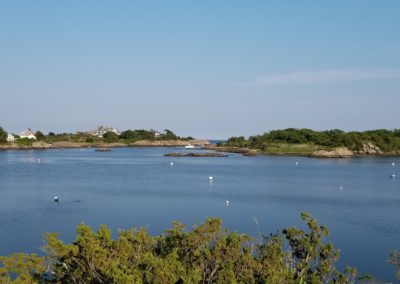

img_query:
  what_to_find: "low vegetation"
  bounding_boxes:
[16,138,34,147]
[1,213,398,283]
[223,128,400,154]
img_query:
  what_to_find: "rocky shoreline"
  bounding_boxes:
[164,152,228,157]
[0,140,210,150]
[1,140,398,158]
[310,142,398,158]
[208,144,399,158]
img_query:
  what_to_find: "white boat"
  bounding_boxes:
[185,145,195,149]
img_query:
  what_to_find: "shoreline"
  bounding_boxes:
[206,145,400,158]
[1,142,399,158]
[0,139,210,151]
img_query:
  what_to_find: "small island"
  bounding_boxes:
[214,128,400,158]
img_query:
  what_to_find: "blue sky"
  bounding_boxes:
[1,1,399,139]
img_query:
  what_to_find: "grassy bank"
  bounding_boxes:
[263,143,330,156]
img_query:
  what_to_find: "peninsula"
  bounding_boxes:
[0,126,209,150]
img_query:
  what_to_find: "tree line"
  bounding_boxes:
[0,213,398,283]
[224,128,400,153]
[0,126,194,145]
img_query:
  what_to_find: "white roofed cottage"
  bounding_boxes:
[20,129,37,140]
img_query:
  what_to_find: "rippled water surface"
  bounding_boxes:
[0,148,399,281]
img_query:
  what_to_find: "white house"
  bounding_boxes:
[87,126,120,137]
[148,129,161,138]
[20,129,37,140]
[6,133,15,142]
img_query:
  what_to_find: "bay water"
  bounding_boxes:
[0,147,399,281]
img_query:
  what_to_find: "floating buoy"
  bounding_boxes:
[226,200,230,206]
[392,162,395,166]
[295,162,299,165]
[37,159,41,163]
[170,162,174,166]
[339,186,343,191]
[208,176,213,181]
[390,174,396,179]
[54,196,59,202]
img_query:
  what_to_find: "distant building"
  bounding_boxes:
[89,126,120,137]
[148,129,161,138]
[6,133,15,142]
[20,129,37,140]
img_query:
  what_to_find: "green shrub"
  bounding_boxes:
[17,138,34,147]
[0,213,376,283]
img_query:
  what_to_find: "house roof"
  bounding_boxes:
[20,128,36,137]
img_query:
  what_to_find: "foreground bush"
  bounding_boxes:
[0,213,397,283]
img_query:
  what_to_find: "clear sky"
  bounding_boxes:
[1,1,399,139]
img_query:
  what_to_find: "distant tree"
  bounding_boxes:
[103,131,119,143]
[35,131,45,141]
[85,137,95,143]
[120,129,155,141]
[163,129,178,140]
[48,132,55,136]
[120,130,136,140]
[226,136,247,147]
[0,126,7,143]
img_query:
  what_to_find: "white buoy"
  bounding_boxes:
[170,162,174,166]
[295,162,299,165]
[392,162,395,166]
[37,159,41,163]
[226,200,230,206]
[339,186,343,191]
[390,174,396,179]
[54,196,59,202]
[208,176,213,181]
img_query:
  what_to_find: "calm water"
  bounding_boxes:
[0,148,399,281]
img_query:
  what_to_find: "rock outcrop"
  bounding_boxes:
[242,149,261,156]
[358,142,383,155]
[164,152,227,157]
[311,147,354,158]
[31,141,52,149]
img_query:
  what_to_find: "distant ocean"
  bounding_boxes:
[207,140,226,144]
